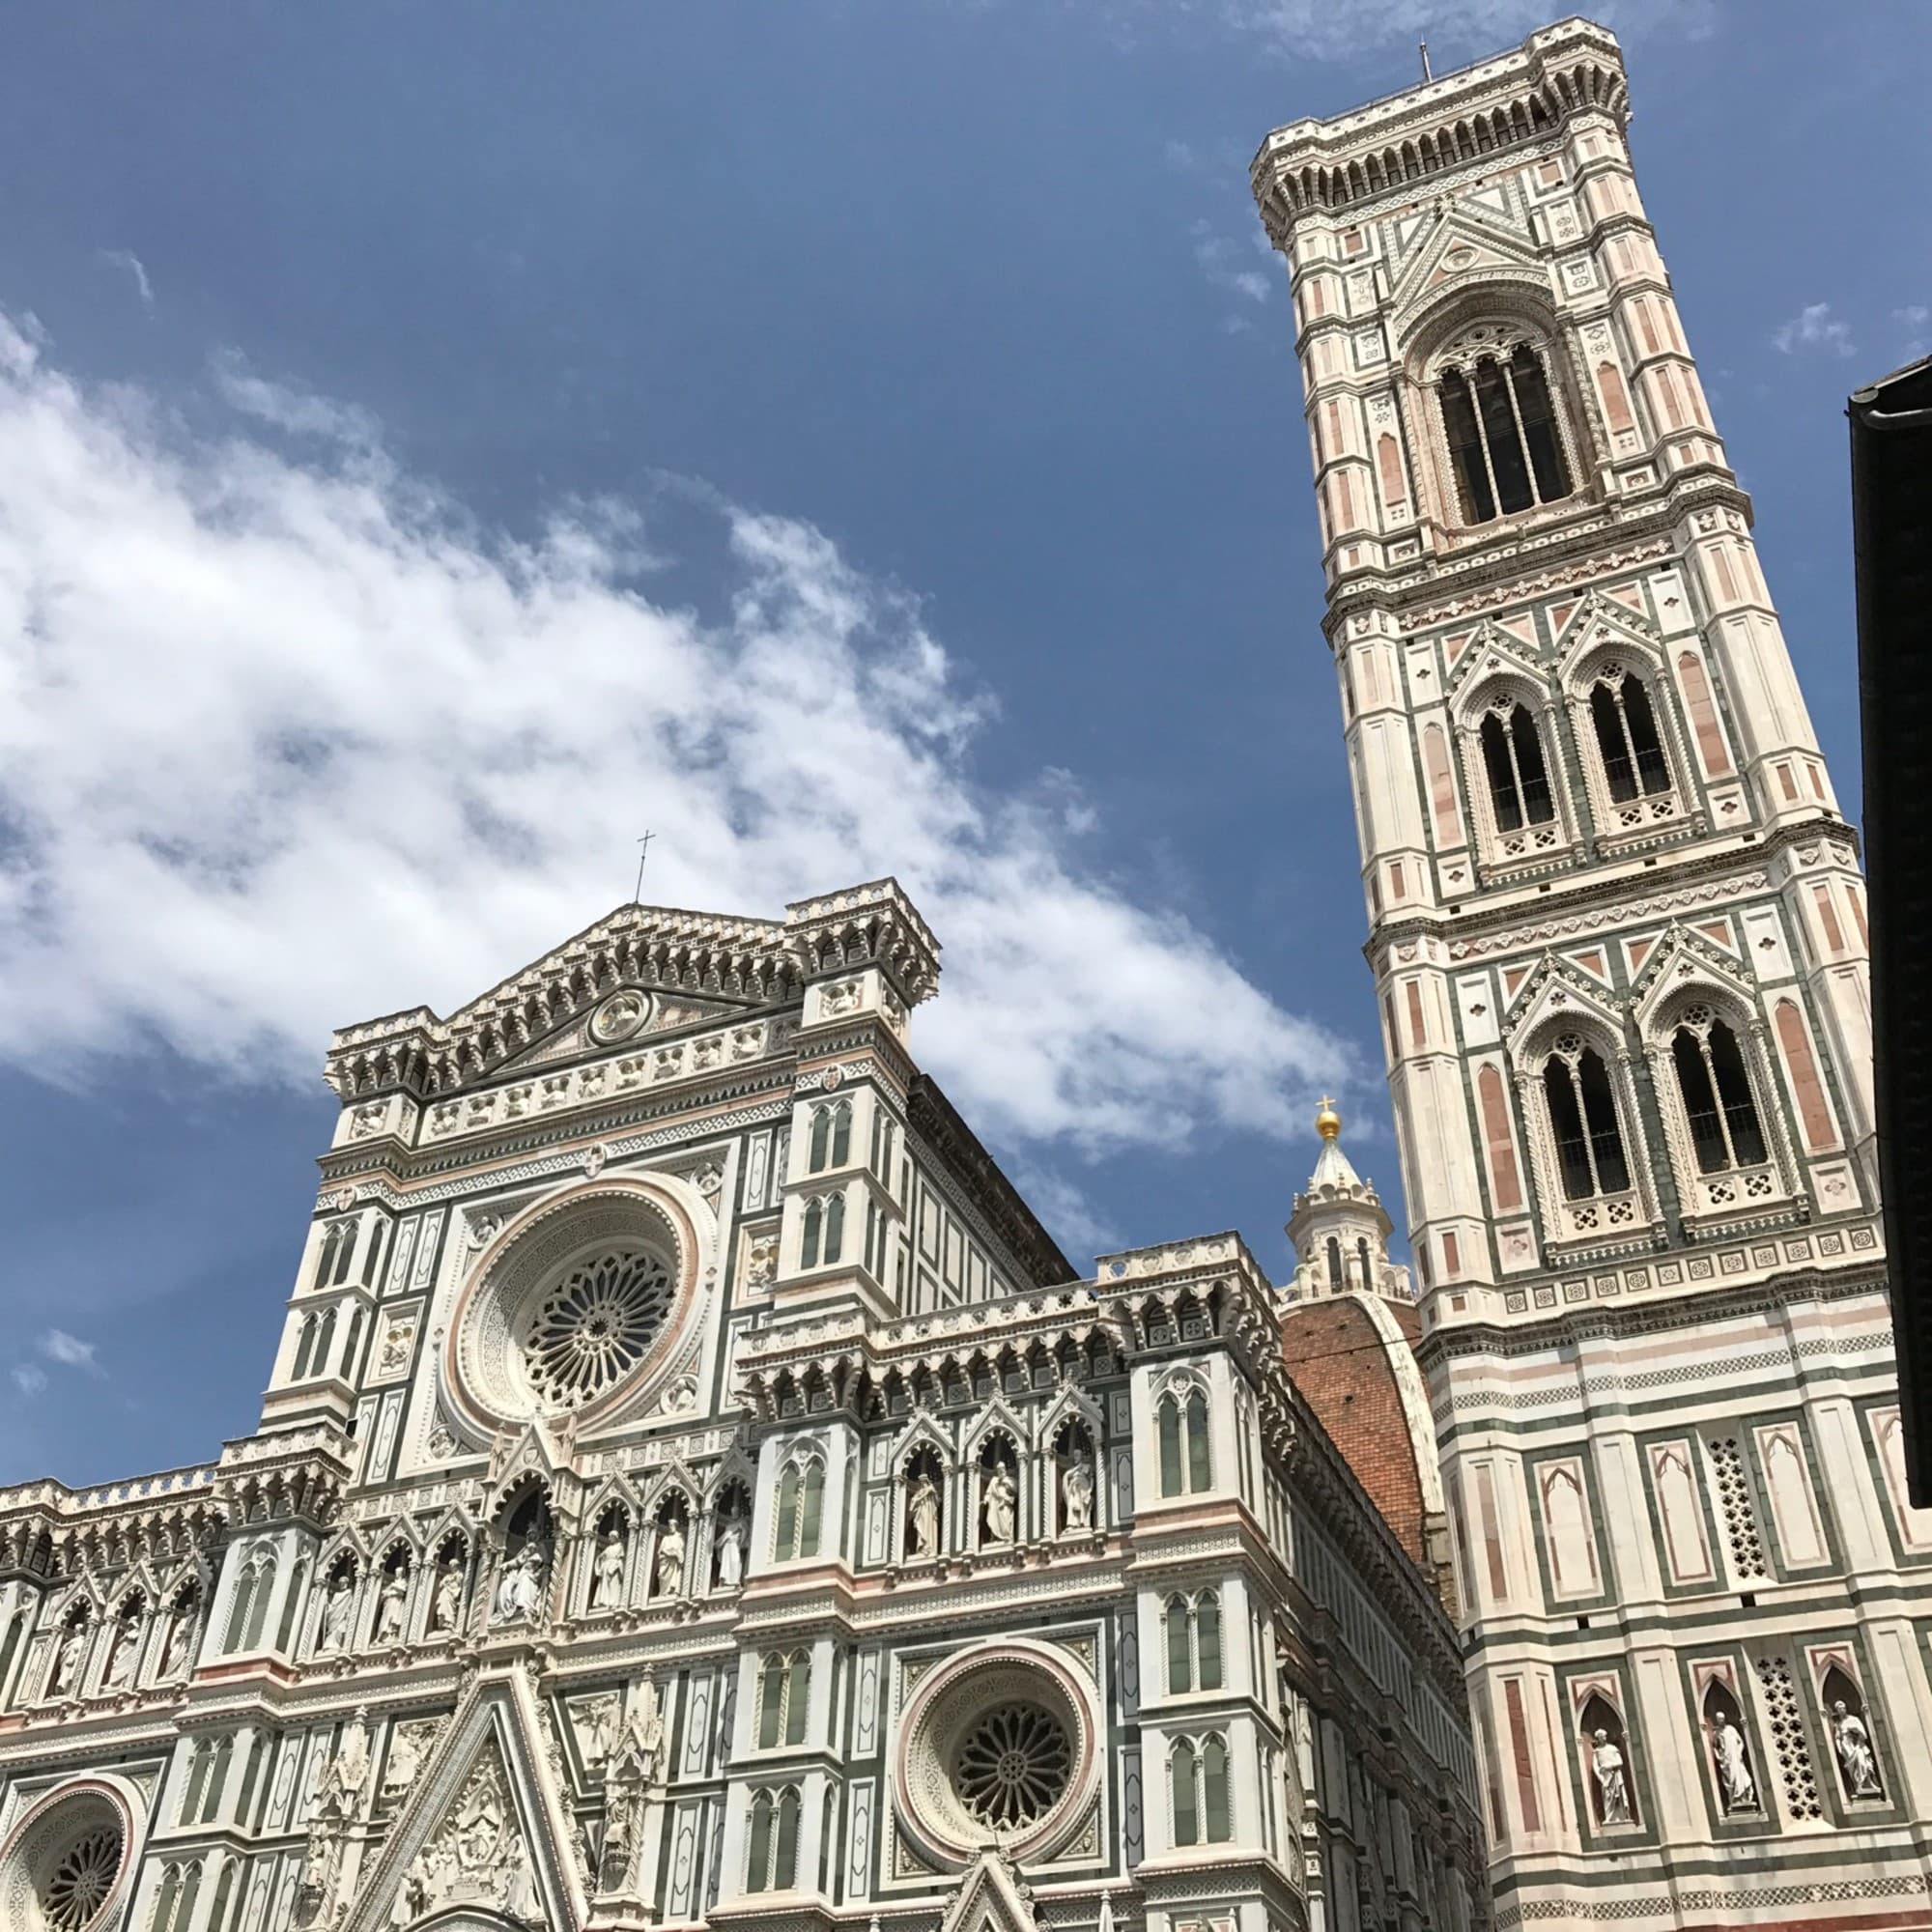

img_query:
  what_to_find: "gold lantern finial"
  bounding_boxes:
[1315,1096,1342,1140]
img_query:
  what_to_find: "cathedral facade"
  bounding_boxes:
[0,884,1479,1932]
[1252,16,1931,1932]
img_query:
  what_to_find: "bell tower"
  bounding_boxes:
[1255,19,1932,1928]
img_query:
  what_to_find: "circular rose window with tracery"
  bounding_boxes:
[895,1640,1100,1870]
[523,1248,672,1407]
[444,1180,705,1435]
[0,1782,133,1932]
[954,1703,1071,1831]
[42,1831,118,1932]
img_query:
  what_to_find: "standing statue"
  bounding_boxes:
[981,1463,1017,1545]
[159,1601,197,1678]
[654,1521,686,1599]
[1589,1728,1632,1825]
[319,1575,355,1653]
[908,1471,941,1555]
[591,1527,628,1609]
[1830,1700,1882,1798]
[1711,1716,1757,1812]
[715,1517,746,1591]
[102,1614,136,1690]
[374,1569,409,1644]
[430,1557,464,1634]
[1061,1460,1094,1533]
[51,1622,87,1696]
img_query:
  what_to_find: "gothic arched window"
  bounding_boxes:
[1164,1590,1225,1693]
[756,1650,810,1749]
[1170,1733,1234,1846]
[1439,338,1572,524]
[1669,1008,1768,1174]
[806,1100,851,1175]
[1157,1389,1212,1497]
[1587,664,1671,802]
[772,1456,825,1562]
[1325,1236,1344,1291]
[746,1786,801,1892]
[1541,1037,1630,1201]
[1479,702,1556,833]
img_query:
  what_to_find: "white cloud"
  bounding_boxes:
[1897,306,1929,357]
[97,248,156,313]
[1192,220,1272,309]
[0,318,1352,1218]
[39,1329,101,1374]
[1773,302,1855,357]
[211,350,382,444]
[12,1364,48,1397]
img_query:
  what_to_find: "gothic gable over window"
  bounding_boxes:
[1433,324,1574,526]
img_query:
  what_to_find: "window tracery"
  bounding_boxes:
[1643,991,1798,1222]
[1156,1386,1212,1497]
[772,1455,825,1563]
[1435,329,1574,525]
[1163,1590,1225,1693]
[745,1786,800,1893]
[1170,1733,1233,1845]
[756,1651,810,1749]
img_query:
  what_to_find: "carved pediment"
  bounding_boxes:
[341,1674,584,1932]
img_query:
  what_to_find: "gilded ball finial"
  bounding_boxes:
[1315,1095,1342,1140]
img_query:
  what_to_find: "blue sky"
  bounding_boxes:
[0,1,1924,1487]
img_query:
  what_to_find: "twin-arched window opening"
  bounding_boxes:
[756,1650,811,1749]
[1588,665,1671,802]
[224,1553,277,1655]
[1479,702,1556,833]
[151,1862,204,1932]
[746,1786,801,1892]
[1439,341,1572,525]
[1157,1389,1212,1497]
[772,1457,825,1562]
[1170,1733,1233,1845]
[807,1101,851,1175]
[1541,1036,1630,1202]
[800,1194,844,1269]
[1164,1590,1225,1693]
[181,1735,233,1826]
[1669,1007,1767,1175]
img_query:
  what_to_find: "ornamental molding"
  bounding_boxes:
[1418,1259,1889,1372]
[327,879,940,1105]
[325,1095,795,1210]
[1445,869,1773,962]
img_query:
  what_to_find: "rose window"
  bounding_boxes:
[894,1639,1100,1869]
[41,1829,119,1932]
[521,1249,673,1406]
[953,1703,1071,1831]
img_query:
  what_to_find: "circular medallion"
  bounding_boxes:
[444,1179,708,1435]
[894,1639,1101,1870]
[954,1703,1071,1831]
[589,989,651,1045]
[43,1832,117,1932]
[0,1781,134,1932]
[523,1249,673,1407]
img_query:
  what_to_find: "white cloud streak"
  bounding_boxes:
[1773,302,1855,357]
[97,248,156,312]
[40,1329,101,1373]
[0,319,1351,1214]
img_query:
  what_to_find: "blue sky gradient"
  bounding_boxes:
[0,1,1924,1485]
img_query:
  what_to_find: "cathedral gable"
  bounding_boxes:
[342,1677,583,1932]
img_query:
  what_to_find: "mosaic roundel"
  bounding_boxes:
[446,1179,703,1434]
[894,1639,1101,1870]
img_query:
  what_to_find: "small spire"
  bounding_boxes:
[1419,39,1434,81]
[1315,1095,1343,1141]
